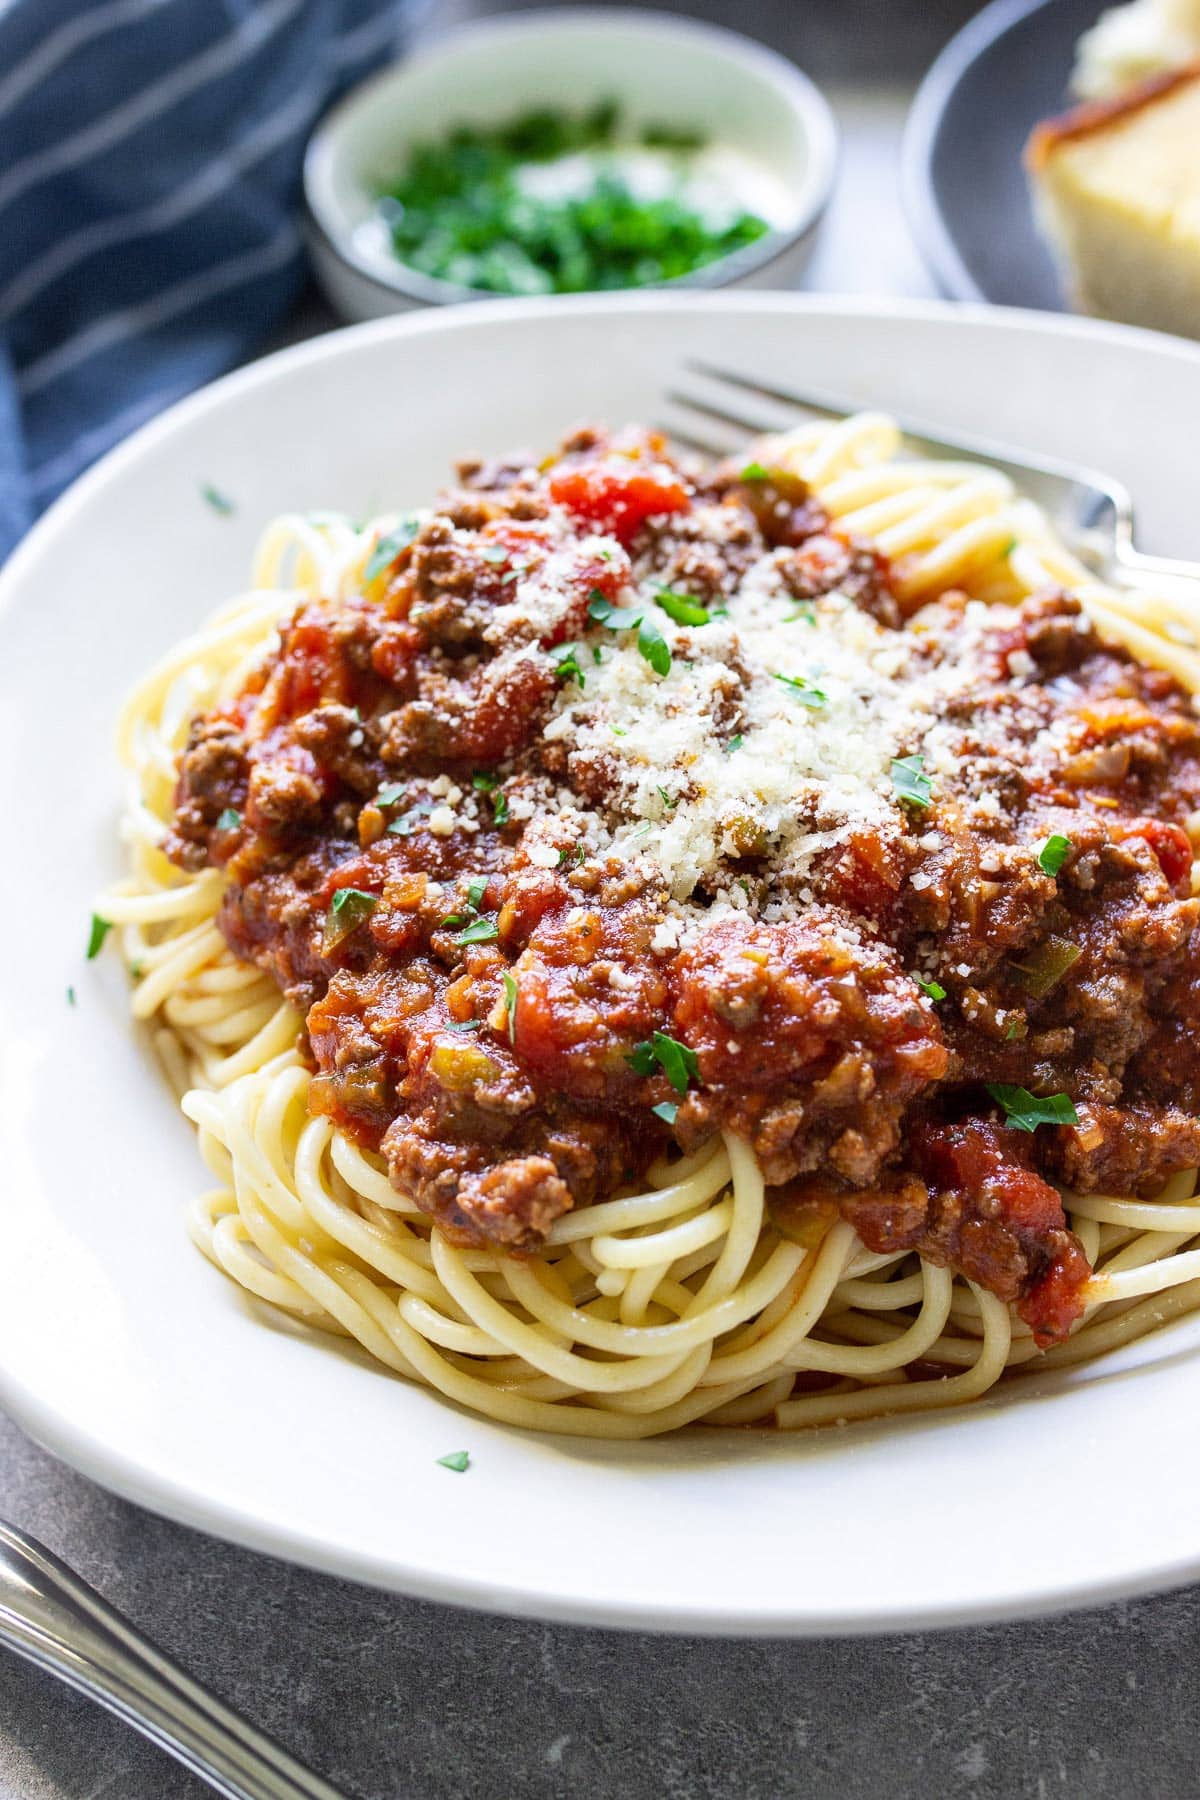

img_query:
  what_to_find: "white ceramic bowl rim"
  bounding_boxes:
[302,7,840,306]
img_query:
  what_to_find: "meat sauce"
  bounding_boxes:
[166,427,1200,1346]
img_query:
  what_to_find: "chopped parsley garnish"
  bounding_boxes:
[587,592,643,630]
[66,985,76,1006]
[740,461,769,482]
[200,482,234,516]
[467,878,487,912]
[1036,834,1072,877]
[436,1451,470,1472]
[656,785,677,810]
[323,888,378,950]
[376,782,406,808]
[502,972,518,1044]
[215,807,241,832]
[445,1020,482,1033]
[587,592,672,676]
[388,801,433,836]
[86,914,112,959]
[786,603,817,625]
[557,844,586,869]
[491,790,510,826]
[725,734,744,754]
[985,1083,1079,1133]
[916,977,946,1002]
[375,105,768,297]
[773,671,827,710]
[652,1100,679,1126]
[364,516,419,582]
[890,754,933,810]
[637,616,671,678]
[654,587,710,626]
[554,645,586,688]
[455,916,500,946]
[472,772,498,792]
[627,1030,700,1095]
[592,645,604,665]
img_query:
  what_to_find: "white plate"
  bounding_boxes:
[3,294,1200,1636]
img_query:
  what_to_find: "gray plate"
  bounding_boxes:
[904,0,1103,305]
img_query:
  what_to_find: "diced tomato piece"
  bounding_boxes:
[1017,1238,1092,1348]
[548,461,691,545]
[1122,817,1194,891]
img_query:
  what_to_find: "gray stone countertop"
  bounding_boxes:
[7,8,1200,1798]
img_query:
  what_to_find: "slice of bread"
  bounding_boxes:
[1072,0,1200,100]
[1026,65,1200,339]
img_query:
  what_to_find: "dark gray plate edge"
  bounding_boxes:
[902,0,1066,302]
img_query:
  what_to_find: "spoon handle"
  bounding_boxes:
[0,1521,345,1800]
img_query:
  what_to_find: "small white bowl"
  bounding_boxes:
[303,8,839,321]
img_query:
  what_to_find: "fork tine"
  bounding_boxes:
[662,387,783,441]
[684,360,848,422]
[652,418,727,457]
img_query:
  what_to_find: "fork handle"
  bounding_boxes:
[0,1521,345,1800]
[1114,543,1200,592]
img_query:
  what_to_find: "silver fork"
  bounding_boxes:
[664,361,1200,593]
[0,1519,346,1800]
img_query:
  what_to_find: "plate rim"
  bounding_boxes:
[6,284,1200,602]
[901,0,1071,304]
[5,290,1200,1636]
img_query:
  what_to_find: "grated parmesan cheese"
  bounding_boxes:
[539,555,980,906]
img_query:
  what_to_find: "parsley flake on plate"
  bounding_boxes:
[364,516,419,583]
[986,1083,1079,1133]
[773,671,827,710]
[86,914,112,959]
[627,1031,700,1095]
[455,916,500,947]
[587,592,643,630]
[554,645,586,688]
[200,482,235,516]
[654,587,710,626]
[1036,834,1072,876]
[637,616,671,678]
[323,888,378,950]
[890,754,933,809]
[436,1451,470,1472]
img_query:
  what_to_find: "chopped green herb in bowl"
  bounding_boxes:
[373,103,771,297]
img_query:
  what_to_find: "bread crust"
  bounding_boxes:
[1025,60,1200,169]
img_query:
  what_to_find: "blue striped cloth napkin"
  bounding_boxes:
[0,0,416,561]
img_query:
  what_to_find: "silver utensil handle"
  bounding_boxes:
[1116,544,1200,591]
[0,1521,345,1800]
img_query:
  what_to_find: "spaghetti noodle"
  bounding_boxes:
[99,413,1200,1437]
